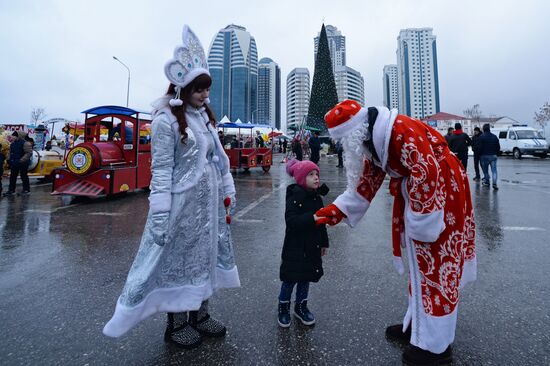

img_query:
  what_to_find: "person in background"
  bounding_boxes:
[255,130,265,148]
[447,122,472,171]
[335,140,344,168]
[479,123,500,190]
[471,127,482,181]
[291,137,303,161]
[308,131,321,164]
[3,131,32,196]
[0,145,5,196]
[444,127,454,145]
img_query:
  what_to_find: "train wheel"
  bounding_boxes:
[262,166,271,172]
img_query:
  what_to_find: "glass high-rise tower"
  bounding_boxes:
[396,28,440,119]
[208,24,258,122]
[257,57,281,129]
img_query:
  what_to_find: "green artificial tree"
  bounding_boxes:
[306,23,339,134]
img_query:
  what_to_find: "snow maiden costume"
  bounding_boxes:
[103,25,240,348]
[315,100,476,365]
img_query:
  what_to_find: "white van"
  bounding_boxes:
[492,125,548,159]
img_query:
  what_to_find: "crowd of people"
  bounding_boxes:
[446,122,501,190]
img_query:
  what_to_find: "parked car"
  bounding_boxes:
[493,125,548,159]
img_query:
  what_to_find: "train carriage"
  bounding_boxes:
[218,122,273,172]
[52,106,152,197]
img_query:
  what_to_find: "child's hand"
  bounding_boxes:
[321,248,328,256]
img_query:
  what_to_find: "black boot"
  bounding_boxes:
[294,300,315,325]
[402,345,452,366]
[164,312,202,349]
[385,323,411,344]
[277,301,291,328]
[189,300,227,337]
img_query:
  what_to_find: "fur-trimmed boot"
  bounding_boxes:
[294,300,315,325]
[189,300,227,337]
[164,312,202,349]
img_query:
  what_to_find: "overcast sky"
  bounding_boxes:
[1,0,548,128]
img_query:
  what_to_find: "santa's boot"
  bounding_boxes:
[189,300,227,337]
[294,300,315,325]
[385,323,411,343]
[402,345,452,366]
[164,312,202,349]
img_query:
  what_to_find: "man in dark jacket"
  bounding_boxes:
[471,126,482,181]
[448,122,472,171]
[4,131,32,196]
[478,123,501,190]
[308,131,321,164]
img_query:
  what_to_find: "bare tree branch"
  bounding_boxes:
[30,107,47,125]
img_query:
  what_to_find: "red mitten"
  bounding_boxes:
[224,197,232,224]
[315,204,346,226]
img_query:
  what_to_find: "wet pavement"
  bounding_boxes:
[1,154,549,365]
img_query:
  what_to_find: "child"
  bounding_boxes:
[278,159,329,327]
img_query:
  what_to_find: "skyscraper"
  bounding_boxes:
[383,64,399,110]
[314,25,346,71]
[286,68,310,131]
[207,24,258,122]
[334,65,365,106]
[257,57,281,129]
[396,28,440,119]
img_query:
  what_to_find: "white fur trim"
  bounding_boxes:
[371,107,399,172]
[103,266,240,338]
[148,192,172,214]
[328,108,368,139]
[401,178,445,243]
[181,68,210,89]
[460,257,477,288]
[393,255,405,275]
[405,208,445,243]
[333,189,371,228]
[222,172,236,196]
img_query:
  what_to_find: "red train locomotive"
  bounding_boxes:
[52,106,152,197]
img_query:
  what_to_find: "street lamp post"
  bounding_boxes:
[112,56,130,107]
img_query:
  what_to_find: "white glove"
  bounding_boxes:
[151,212,170,247]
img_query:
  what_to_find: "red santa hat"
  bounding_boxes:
[324,99,367,139]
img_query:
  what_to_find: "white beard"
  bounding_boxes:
[337,121,371,192]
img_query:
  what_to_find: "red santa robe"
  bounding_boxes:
[333,107,476,353]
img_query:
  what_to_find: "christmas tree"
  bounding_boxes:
[306,23,338,134]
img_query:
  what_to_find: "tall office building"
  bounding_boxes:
[257,57,281,129]
[207,24,258,122]
[286,68,310,131]
[383,64,399,110]
[396,28,440,119]
[334,66,365,105]
[314,25,346,71]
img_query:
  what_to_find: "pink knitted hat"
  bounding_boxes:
[286,159,320,189]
